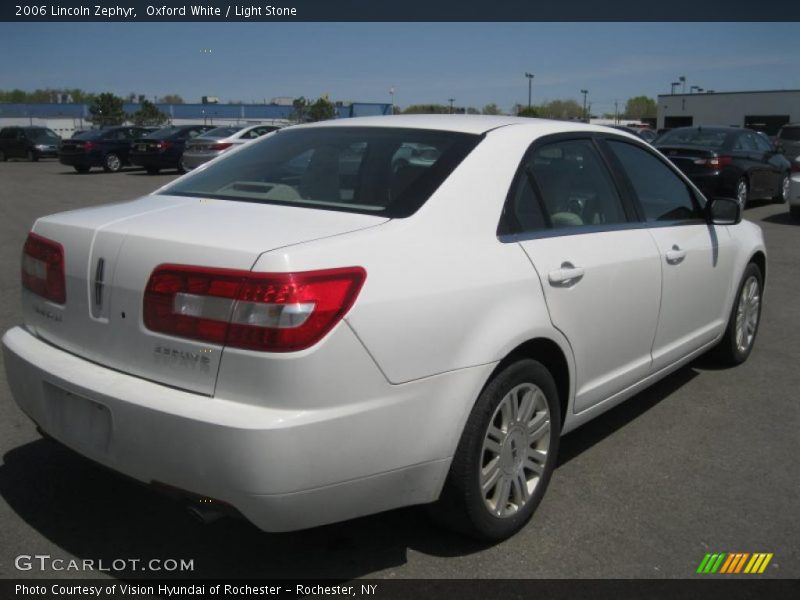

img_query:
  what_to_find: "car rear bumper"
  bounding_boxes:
[2,325,490,531]
[59,153,101,168]
[181,151,224,169]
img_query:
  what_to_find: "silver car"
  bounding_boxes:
[181,123,281,170]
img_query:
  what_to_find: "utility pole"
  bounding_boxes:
[525,72,534,108]
[448,98,455,114]
[614,99,619,124]
[389,86,395,115]
[580,89,588,122]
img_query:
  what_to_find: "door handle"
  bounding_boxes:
[665,245,686,265]
[548,262,585,286]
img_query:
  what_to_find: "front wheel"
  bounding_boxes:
[735,177,749,210]
[712,263,763,366]
[774,173,790,204]
[102,153,122,173]
[431,359,560,541]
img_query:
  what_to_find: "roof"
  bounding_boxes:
[290,114,620,135]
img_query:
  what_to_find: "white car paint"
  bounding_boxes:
[2,115,766,533]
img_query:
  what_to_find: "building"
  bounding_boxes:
[657,89,800,135]
[0,101,393,138]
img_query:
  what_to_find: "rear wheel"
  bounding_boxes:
[711,262,762,366]
[431,359,560,541]
[73,165,90,173]
[146,166,160,175]
[102,153,122,173]
[774,173,790,204]
[735,177,749,210]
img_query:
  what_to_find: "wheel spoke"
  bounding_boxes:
[494,476,512,516]
[483,436,502,456]
[511,471,530,506]
[518,388,535,424]
[524,448,546,474]
[481,458,501,493]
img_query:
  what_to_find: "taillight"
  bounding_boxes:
[211,142,233,151]
[83,141,96,151]
[21,232,66,304]
[143,265,366,352]
[792,161,800,173]
[157,140,173,151]
[694,155,733,169]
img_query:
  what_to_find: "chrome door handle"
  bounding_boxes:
[665,245,686,265]
[548,262,585,286]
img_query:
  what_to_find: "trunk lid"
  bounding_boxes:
[657,145,720,176]
[24,195,387,395]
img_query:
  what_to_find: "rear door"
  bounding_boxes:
[502,135,662,413]
[604,138,734,371]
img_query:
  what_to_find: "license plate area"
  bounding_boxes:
[42,382,112,454]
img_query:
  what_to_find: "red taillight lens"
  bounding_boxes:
[21,232,66,304]
[83,141,96,151]
[211,142,233,151]
[694,155,733,169]
[143,265,366,352]
[157,140,173,151]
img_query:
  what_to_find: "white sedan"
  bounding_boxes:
[2,115,766,541]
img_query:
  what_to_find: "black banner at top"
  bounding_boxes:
[2,0,800,22]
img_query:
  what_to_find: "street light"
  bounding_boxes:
[679,76,686,94]
[525,72,534,108]
[448,98,455,114]
[580,89,588,122]
[670,81,681,94]
[389,86,395,115]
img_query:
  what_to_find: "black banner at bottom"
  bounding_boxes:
[2,579,799,600]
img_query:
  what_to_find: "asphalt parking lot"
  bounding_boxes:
[0,159,798,580]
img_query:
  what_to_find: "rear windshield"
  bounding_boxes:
[200,126,243,138]
[160,127,481,218]
[73,129,108,140]
[657,129,729,148]
[145,126,181,139]
[778,126,800,141]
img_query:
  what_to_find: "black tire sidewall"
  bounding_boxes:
[448,359,561,541]
[722,263,763,365]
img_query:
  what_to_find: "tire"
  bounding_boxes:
[102,153,122,173]
[146,166,160,175]
[711,263,763,366]
[431,359,561,541]
[790,205,800,221]
[27,149,38,162]
[73,165,90,173]
[735,177,749,210]
[773,172,790,204]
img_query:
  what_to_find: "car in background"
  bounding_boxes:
[655,126,791,209]
[0,126,61,161]
[609,125,657,143]
[776,123,800,161]
[2,116,767,542]
[129,125,216,174]
[789,156,800,220]
[182,124,281,170]
[58,126,152,173]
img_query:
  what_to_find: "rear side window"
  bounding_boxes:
[502,138,628,234]
[608,140,702,222]
[160,127,480,217]
[778,126,800,141]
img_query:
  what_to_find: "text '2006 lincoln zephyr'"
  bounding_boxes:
[2,115,765,541]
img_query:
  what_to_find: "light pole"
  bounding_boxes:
[614,99,619,124]
[389,86,395,115]
[679,76,686,94]
[525,72,534,108]
[448,98,455,114]
[670,81,680,95]
[690,85,703,94]
[580,89,588,122]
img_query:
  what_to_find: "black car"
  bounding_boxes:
[655,126,791,208]
[58,126,151,173]
[0,126,61,161]
[610,125,657,143]
[129,125,216,174]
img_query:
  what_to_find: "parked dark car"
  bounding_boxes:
[655,126,792,208]
[59,126,151,173]
[776,123,800,161]
[0,126,61,161]
[129,125,216,174]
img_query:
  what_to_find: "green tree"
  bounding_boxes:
[130,99,169,126]
[402,104,450,114]
[88,92,126,126]
[517,106,539,117]
[308,96,336,121]
[624,96,656,120]
[537,99,583,120]
[482,103,501,115]
[159,94,184,104]
[290,96,309,122]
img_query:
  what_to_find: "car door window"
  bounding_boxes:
[607,140,703,222]
[503,138,627,234]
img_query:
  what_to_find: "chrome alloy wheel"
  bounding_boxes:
[736,179,748,210]
[105,153,122,172]
[781,174,790,203]
[735,275,760,354]
[480,383,550,518]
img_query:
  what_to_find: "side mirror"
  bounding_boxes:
[707,197,741,225]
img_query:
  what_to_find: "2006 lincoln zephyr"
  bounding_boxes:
[2,115,765,541]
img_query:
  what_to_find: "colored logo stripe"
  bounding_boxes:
[698,552,773,574]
